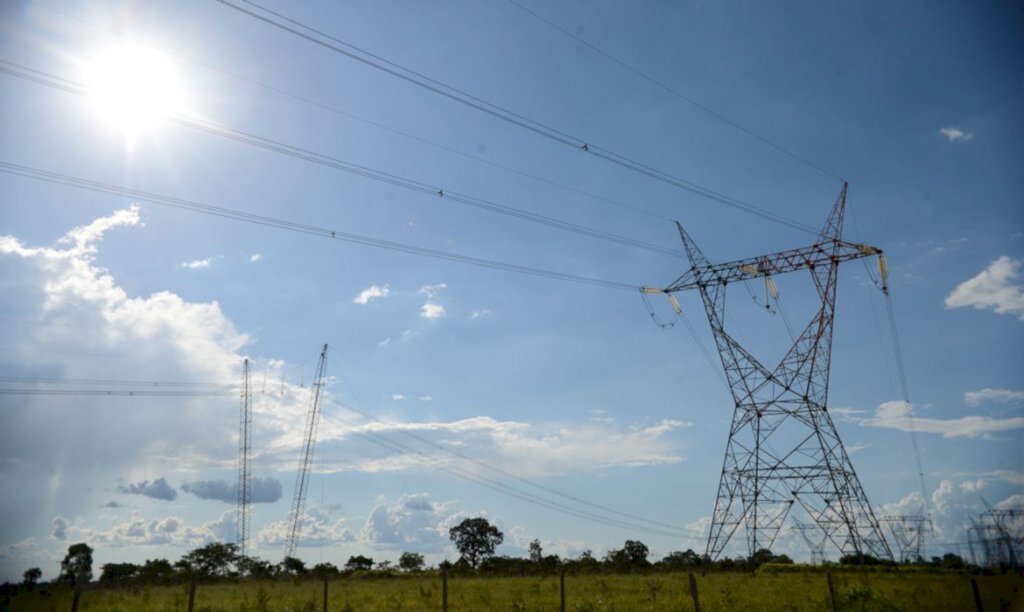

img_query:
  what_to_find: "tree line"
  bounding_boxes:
[7,516,974,593]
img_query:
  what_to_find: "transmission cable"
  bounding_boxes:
[318,409,697,539]
[29,1,674,225]
[324,351,688,533]
[0,60,681,258]
[215,0,821,235]
[0,161,638,292]
[504,0,844,181]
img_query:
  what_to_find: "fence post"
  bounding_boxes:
[970,577,983,612]
[442,568,448,612]
[559,569,566,612]
[69,590,80,612]
[826,572,837,612]
[323,576,329,612]
[687,572,701,612]
[187,577,196,612]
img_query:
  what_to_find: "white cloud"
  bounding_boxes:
[257,507,354,548]
[419,396,433,402]
[418,283,447,299]
[177,258,211,269]
[318,415,691,477]
[860,400,1024,439]
[945,256,1024,320]
[939,127,973,142]
[421,302,445,319]
[360,493,458,552]
[469,309,491,319]
[392,394,406,401]
[353,284,389,305]
[965,388,1024,406]
[250,253,262,262]
[55,510,236,548]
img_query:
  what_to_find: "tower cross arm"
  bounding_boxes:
[661,240,882,293]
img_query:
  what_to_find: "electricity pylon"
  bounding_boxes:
[284,344,328,559]
[882,515,930,562]
[794,522,828,564]
[645,184,893,561]
[237,359,252,558]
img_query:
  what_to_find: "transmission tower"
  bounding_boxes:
[794,522,828,564]
[882,515,930,562]
[237,359,252,558]
[646,184,893,561]
[969,498,1023,568]
[284,344,328,559]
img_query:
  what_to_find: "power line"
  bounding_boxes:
[0,388,234,397]
[0,60,682,259]
[0,161,638,291]
[504,0,844,182]
[0,375,235,389]
[28,1,675,225]
[215,0,821,235]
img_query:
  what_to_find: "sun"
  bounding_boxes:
[83,42,188,138]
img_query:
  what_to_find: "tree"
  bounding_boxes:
[659,549,701,571]
[310,562,340,578]
[180,542,240,578]
[237,556,274,579]
[623,540,649,566]
[139,558,177,584]
[345,555,374,571]
[280,556,307,575]
[448,517,504,569]
[22,567,41,590]
[99,562,141,585]
[529,539,543,563]
[398,552,425,572]
[60,543,94,586]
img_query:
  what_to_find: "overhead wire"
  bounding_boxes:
[0,60,682,259]
[215,0,821,235]
[324,350,689,533]
[0,161,638,292]
[503,0,844,182]
[28,1,674,225]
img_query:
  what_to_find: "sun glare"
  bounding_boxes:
[84,42,188,137]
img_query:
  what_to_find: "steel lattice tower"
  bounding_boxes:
[794,522,828,565]
[284,344,328,559]
[882,515,930,562]
[237,359,252,558]
[649,184,893,561]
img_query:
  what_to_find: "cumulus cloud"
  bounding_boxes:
[469,309,491,319]
[360,493,457,552]
[57,510,236,548]
[257,507,354,548]
[181,477,282,504]
[940,127,973,142]
[421,303,445,319]
[177,258,211,269]
[51,517,68,541]
[945,256,1024,320]
[353,284,389,305]
[964,388,1024,406]
[249,253,262,262]
[860,400,1024,439]
[418,283,447,320]
[118,478,178,501]
[392,394,406,401]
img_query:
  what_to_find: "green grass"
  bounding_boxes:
[10,571,1023,611]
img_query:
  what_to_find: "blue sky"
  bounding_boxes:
[1,0,1022,579]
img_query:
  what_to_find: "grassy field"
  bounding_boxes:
[9,570,1023,611]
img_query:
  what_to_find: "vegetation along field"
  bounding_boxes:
[7,570,1023,611]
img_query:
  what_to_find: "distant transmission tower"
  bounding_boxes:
[237,359,252,558]
[794,522,828,564]
[969,498,1023,568]
[646,184,893,561]
[882,515,930,562]
[284,344,328,559]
